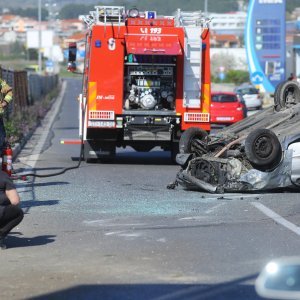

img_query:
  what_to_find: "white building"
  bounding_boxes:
[209,11,247,37]
[0,29,17,44]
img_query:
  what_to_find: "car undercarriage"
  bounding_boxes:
[169,80,300,193]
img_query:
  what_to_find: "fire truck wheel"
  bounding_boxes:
[274,80,300,110]
[100,147,116,163]
[171,142,179,163]
[84,143,95,163]
[84,142,116,163]
[179,127,208,154]
[245,128,282,172]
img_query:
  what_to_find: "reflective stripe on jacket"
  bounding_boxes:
[0,79,13,116]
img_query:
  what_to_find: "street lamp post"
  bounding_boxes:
[38,0,42,73]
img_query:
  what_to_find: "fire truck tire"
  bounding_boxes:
[179,127,208,154]
[245,128,282,171]
[84,142,116,163]
[83,143,94,163]
[100,147,116,163]
[274,80,300,110]
[171,142,179,163]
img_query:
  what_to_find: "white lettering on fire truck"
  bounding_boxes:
[96,95,115,100]
[139,36,162,42]
[140,28,162,34]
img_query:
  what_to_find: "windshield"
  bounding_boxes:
[212,94,237,103]
[237,88,259,95]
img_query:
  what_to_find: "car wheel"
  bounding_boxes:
[273,81,285,111]
[179,127,208,154]
[245,128,282,172]
[274,80,300,110]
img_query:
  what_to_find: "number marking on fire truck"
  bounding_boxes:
[140,28,162,34]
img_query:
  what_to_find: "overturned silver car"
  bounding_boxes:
[171,81,300,193]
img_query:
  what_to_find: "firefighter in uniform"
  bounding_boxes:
[0,170,23,249]
[0,79,13,152]
[0,79,19,249]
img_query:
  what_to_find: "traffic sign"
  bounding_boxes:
[251,71,264,84]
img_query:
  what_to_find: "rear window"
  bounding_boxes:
[237,88,258,95]
[212,94,237,103]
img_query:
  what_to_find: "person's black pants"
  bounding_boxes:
[0,205,24,237]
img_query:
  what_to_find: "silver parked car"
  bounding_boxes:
[169,80,300,193]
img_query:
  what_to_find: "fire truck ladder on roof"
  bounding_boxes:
[80,6,125,36]
[176,9,208,109]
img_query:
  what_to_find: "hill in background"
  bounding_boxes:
[0,0,298,18]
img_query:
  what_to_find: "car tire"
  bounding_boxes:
[179,127,208,154]
[245,128,282,172]
[274,80,300,110]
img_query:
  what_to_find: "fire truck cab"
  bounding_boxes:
[68,6,211,162]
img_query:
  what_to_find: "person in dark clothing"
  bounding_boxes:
[0,170,23,249]
[288,73,296,81]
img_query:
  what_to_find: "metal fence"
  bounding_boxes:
[0,67,59,112]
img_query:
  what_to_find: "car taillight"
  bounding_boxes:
[236,107,243,111]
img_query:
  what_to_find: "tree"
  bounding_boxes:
[211,53,237,77]
[225,70,250,84]
[109,0,239,14]
[58,0,240,18]
[59,4,94,19]
[9,8,48,21]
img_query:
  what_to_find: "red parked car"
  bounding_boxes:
[210,92,247,125]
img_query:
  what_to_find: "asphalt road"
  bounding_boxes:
[1,78,300,300]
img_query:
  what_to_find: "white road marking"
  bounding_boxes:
[105,231,127,236]
[252,202,300,236]
[105,231,142,238]
[157,238,166,243]
[18,81,67,170]
[178,203,225,221]
[83,219,145,227]
[205,203,225,214]
[179,216,207,221]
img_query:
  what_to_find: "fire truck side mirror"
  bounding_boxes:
[67,42,77,72]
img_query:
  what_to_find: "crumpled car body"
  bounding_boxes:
[172,80,300,193]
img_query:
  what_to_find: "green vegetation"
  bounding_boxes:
[212,70,250,85]
[5,86,60,146]
[9,7,48,20]
[59,4,94,19]
[58,0,239,18]
[0,42,26,61]
[0,59,35,71]
[0,0,299,18]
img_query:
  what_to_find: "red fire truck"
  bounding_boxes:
[68,6,211,162]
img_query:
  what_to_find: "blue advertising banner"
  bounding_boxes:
[245,0,286,92]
